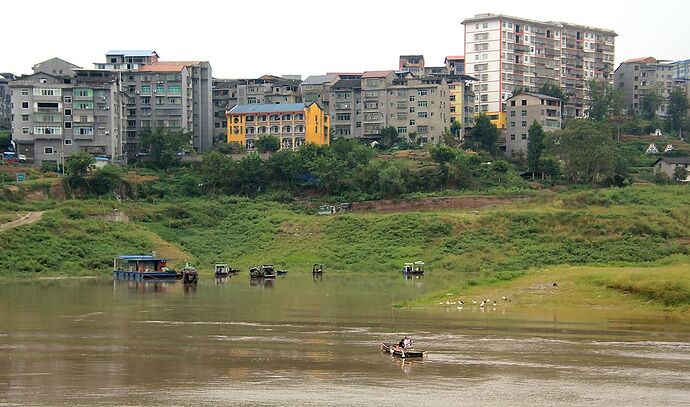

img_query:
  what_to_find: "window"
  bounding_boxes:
[521,110,527,116]
[64,108,72,116]
[521,99,527,106]
[75,127,94,136]
[417,89,428,96]
[474,32,489,40]
[64,139,73,145]
[418,101,428,107]
[168,84,181,93]
[409,107,415,113]
[417,112,428,118]
[64,122,72,129]
[409,95,415,102]
[21,89,29,96]
[474,63,488,72]
[44,147,54,155]
[364,101,377,109]
[397,126,407,134]
[21,114,29,121]
[21,102,29,109]
[409,119,416,126]
[22,127,30,134]
[521,134,527,140]
[156,84,164,93]
[141,85,151,94]
[510,121,516,127]
[336,113,351,121]
[510,134,515,140]
[510,111,516,117]
[281,114,292,121]
[510,100,516,107]
[474,43,489,51]
[521,121,527,127]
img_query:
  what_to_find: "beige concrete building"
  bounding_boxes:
[505,92,561,157]
[328,78,362,139]
[300,74,340,111]
[614,57,675,116]
[236,75,301,105]
[399,55,425,75]
[462,13,616,119]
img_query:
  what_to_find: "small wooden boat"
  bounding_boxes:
[312,263,324,275]
[250,264,277,279]
[181,263,198,284]
[402,261,425,275]
[276,269,288,276]
[380,343,426,358]
[214,263,239,277]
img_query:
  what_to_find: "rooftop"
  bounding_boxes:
[106,50,158,57]
[331,79,362,90]
[509,92,562,102]
[623,57,657,64]
[361,70,395,79]
[654,156,690,165]
[462,13,617,36]
[301,74,339,86]
[138,61,202,72]
[445,55,465,61]
[117,255,167,261]
[229,103,308,114]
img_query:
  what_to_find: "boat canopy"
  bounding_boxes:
[116,255,167,262]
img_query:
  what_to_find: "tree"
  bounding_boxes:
[641,84,664,120]
[378,164,406,198]
[236,153,268,196]
[450,120,463,138]
[90,165,125,196]
[0,131,11,151]
[526,121,545,171]
[466,114,499,153]
[441,128,455,146]
[667,87,689,137]
[539,155,561,185]
[378,126,399,148]
[546,119,615,183]
[674,166,688,182]
[201,150,234,193]
[216,141,245,155]
[139,127,191,170]
[256,135,280,153]
[65,152,95,179]
[588,80,623,122]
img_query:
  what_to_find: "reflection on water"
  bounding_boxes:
[1,273,689,406]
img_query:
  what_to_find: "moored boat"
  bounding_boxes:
[250,264,277,279]
[312,263,324,274]
[402,261,425,275]
[113,255,180,281]
[214,263,239,277]
[181,263,198,284]
[380,343,426,358]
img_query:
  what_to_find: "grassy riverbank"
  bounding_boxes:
[0,185,689,310]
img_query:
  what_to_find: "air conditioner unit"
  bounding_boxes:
[104,106,110,110]
[135,91,140,94]
[105,131,110,135]
[157,81,164,84]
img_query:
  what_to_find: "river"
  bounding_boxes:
[1,273,689,406]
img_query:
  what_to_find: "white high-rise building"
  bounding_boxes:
[462,13,616,126]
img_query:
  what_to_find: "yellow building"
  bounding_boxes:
[226,102,329,150]
[481,111,507,130]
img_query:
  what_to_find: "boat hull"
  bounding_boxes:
[113,270,181,281]
[380,343,426,358]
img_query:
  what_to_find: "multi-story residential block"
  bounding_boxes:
[672,59,690,80]
[445,56,465,75]
[0,73,16,130]
[505,92,561,157]
[462,13,616,121]
[360,70,397,139]
[226,102,329,150]
[212,78,241,142]
[300,74,340,111]
[614,57,676,116]
[236,76,301,105]
[328,78,362,139]
[10,58,126,166]
[399,55,425,75]
[447,75,476,133]
[94,51,213,157]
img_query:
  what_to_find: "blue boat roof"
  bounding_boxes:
[117,255,167,261]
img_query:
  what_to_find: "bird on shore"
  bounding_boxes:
[458,300,464,306]
[502,296,507,301]
[471,300,477,305]
[480,301,486,307]
[493,301,497,306]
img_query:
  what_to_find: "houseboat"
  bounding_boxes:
[214,263,239,277]
[113,255,180,281]
[402,261,425,275]
[181,263,198,284]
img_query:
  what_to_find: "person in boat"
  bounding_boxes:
[403,336,413,349]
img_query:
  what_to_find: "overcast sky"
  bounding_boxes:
[4,0,689,79]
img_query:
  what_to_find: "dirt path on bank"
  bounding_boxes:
[352,196,523,213]
[0,211,45,231]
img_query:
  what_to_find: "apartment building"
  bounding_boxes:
[212,79,241,141]
[399,55,425,75]
[10,58,126,166]
[505,92,561,157]
[236,75,301,105]
[0,73,15,129]
[226,102,329,150]
[672,59,690,80]
[445,56,465,75]
[300,74,340,111]
[328,78,362,139]
[614,57,676,116]
[462,13,616,121]
[93,51,213,157]
[447,75,476,133]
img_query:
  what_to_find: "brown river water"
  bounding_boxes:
[1,273,689,406]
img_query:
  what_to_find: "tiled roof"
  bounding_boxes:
[229,103,306,114]
[331,79,361,90]
[361,70,394,78]
[655,156,690,165]
[301,74,339,86]
[138,61,201,72]
[445,55,464,61]
[623,57,656,64]
[513,92,562,102]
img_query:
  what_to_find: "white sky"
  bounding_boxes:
[3,0,689,79]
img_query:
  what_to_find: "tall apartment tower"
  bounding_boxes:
[94,51,213,157]
[328,78,363,139]
[0,73,16,130]
[614,57,676,117]
[212,79,241,142]
[10,58,126,166]
[462,13,616,122]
